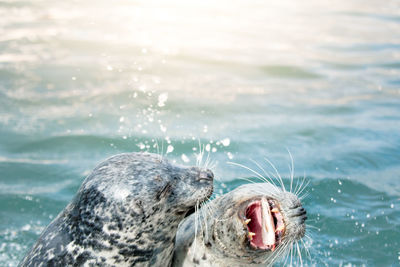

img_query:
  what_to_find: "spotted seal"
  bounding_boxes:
[19,152,214,266]
[172,182,307,266]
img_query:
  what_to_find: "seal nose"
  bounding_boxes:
[199,169,214,182]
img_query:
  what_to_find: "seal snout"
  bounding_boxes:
[198,169,214,182]
[289,205,307,224]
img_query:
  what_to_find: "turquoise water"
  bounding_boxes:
[1,0,400,265]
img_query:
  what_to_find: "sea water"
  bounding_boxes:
[0,0,399,265]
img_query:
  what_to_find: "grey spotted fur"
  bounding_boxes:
[19,152,214,267]
[172,183,307,267]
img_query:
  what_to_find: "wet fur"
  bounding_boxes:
[172,182,307,267]
[19,152,213,267]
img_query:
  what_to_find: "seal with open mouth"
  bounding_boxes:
[172,182,307,266]
[19,152,214,267]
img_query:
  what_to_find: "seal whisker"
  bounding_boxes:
[304,224,318,230]
[263,157,286,192]
[293,175,306,196]
[208,161,218,173]
[285,148,295,193]
[238,176,257,184]
[276,238,293,263]
[249,159,279,188]
[199,202,208,243]
[203,148,212,170]
[192,200,199,259]
[281,240,291,266]
[296,241,303,267]
[196,139,203,168]
[299,191,310,201]
[292,172,302,198]
[154,138,160,158]
[300,236,312,262]
[294,171,310,198]
[198,201,206,248]
[296,179,310,198]
[227,162,280,192]
[290,241,294,266]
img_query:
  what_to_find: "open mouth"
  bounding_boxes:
[243,198,285,251]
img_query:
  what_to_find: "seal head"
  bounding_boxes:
[20,152,214,267]
[173,183,306,266]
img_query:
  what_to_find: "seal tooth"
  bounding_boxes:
[248,232,256,240]
[244,219,251,225]
[271,208,279,213]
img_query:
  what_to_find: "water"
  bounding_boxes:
[1,0,400,265]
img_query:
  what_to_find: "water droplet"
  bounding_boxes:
[21,224,31,231]
[160,125,167,132]
[390,203,394,208]
[227,152,234,159]
[166,145,174,153]
[221,138,230,146]
[119,116,125,122]
[107,65,113,71]
[158,93,168,107]
[205,144,211,152]
[181,154,190,163]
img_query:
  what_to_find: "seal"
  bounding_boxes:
[172,182,307,266]
[19,152,214,267]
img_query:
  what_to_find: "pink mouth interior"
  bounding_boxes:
[246,202,267,248]
[245,199,284,250]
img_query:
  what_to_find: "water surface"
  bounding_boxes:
[0,0,400,265]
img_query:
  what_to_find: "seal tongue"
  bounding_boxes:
[261,198,276,249]
[246,198,276,250]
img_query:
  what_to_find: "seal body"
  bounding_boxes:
[20,152,214,267]
[172,183,307,267]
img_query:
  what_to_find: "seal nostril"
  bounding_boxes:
[199,170,214,182]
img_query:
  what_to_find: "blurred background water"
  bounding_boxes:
[0,0,400,266]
